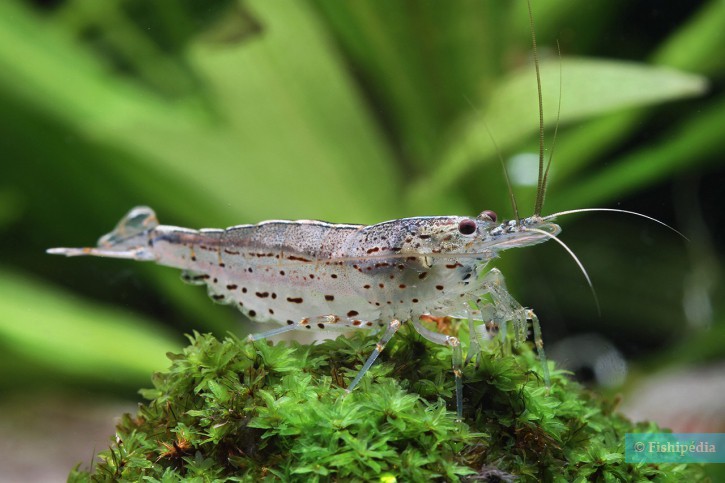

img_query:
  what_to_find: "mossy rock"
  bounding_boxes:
[69,325,707,482]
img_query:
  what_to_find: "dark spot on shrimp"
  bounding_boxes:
[379,283,385,288]
[242,287,248,293]
[212,294,225,301]
[418,272,428,280]
[272,293,277,299]
[436,285,444,291]
[325,295,335,301]
[309,274,315,279]
[412,298,419,303]
[287,320,294,325]
[363,284,371,289]
[238,301,244,307]
[446,263,463,269]
[256,292,269,298]
[347,310,359,317]
[280,270,285,276]
[268,309,274,315]
[287,297,304,304]
[287,255,312,262]
[191,256,197,261]
[248,310,256,317]
[352,320,362,326]
[366,321,373,327]
[462,273,471,280]
[226,284,238,290]
[418,234,431,239]
[224,249,239,255]
[366,247,380,254]
[331,274,338,279]
[399,284,406,289]
[218,262,226,267]
[213,278,218,283]
[317,323,325,329]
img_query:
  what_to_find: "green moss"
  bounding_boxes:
[69,325,707,482]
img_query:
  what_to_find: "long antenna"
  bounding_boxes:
[527,227,601,315]
[485,118,521,224]
[463,95,520,223]
[528,0,547,217]
[539,40,563,215]
[543,208,689,241]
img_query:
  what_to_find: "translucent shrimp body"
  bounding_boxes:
[49,206,560,419]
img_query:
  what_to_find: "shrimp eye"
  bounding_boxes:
[458,219,477,235]
[479,210,497,223]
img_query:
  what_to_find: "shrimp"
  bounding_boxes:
[48,205,568,419]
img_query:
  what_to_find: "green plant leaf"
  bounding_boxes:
[408,57,706,208]
[0,0,399,225]
[0,267,178,383]
[550,95,725,211]
[653,0,725,74]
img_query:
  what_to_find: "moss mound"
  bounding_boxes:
[70,325,706,482]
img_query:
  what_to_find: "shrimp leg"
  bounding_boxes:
[411,319,463,420]
[346,319,402,394]
[480,268,551,387]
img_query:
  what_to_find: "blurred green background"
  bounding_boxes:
[1,0,724,478]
